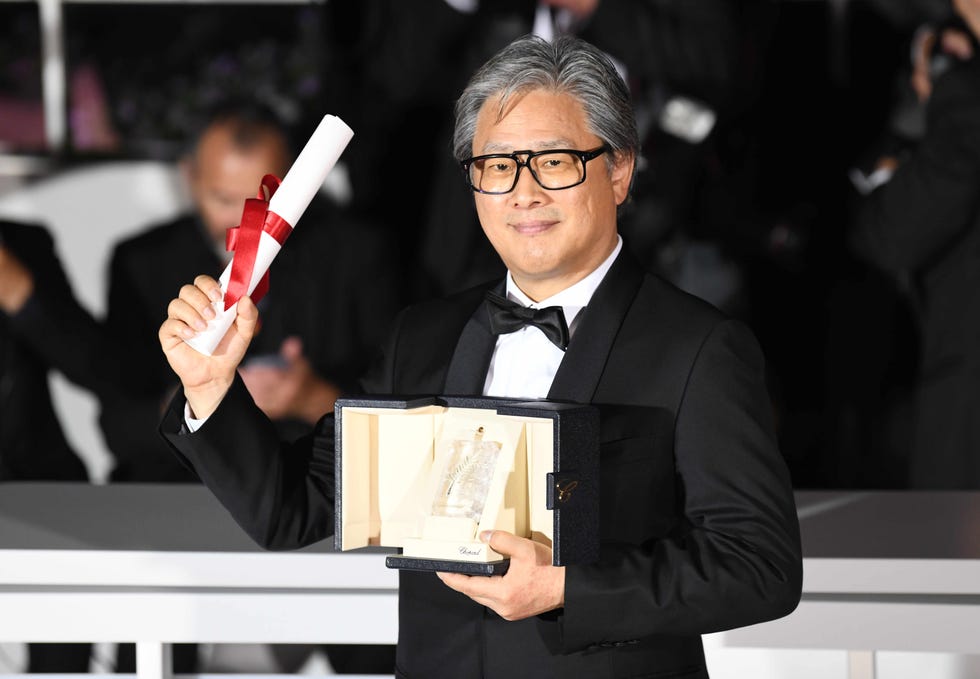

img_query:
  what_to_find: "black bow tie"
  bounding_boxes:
[484,290,569,351]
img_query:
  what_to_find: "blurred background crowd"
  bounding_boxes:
[5,0,979,488]
[1,0,979,670]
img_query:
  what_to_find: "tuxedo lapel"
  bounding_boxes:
[443,251,645,401]
[443,281,503,395]
[548,249,645,403]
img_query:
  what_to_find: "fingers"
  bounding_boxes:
[163,278,223,335]
[481,530,529,559]
[279,336,303,360]
[910,69,932,103]
[193,275,222,299]
[160,276,223,347]
[874,155,900,173]
[436,571,486,596]
[159,316,193,349]
[234,295,259,341]
[166,295,205,334]
[911,29,935,103]
[941,28,974,60]
[435,531,564,620]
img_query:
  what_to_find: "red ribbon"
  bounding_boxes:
[224,174,293,311]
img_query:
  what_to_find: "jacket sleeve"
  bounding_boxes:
[156,296,418,550]
[560,319,802,651]
[6,226,119,398]
[849,60,980,275]
[159,374,337,550]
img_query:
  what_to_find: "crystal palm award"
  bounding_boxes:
[430,426,502,523]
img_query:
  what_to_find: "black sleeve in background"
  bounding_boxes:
[0,220,100,483]
[103,241,175,396]
[98,232,203,482]
[849,58,980,276]
[4,222,120,399]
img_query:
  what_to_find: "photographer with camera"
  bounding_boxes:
[849,0,980,489]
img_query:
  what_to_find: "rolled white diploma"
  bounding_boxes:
[184,114,354,356]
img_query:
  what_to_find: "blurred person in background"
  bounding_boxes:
[849,0,980,488]
[0,219,115,673]
[99,97,399,674]
[100,97,400,480]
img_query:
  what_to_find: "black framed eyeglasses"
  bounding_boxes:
[460,145,610,194]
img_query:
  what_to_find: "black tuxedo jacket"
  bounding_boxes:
[0,220,110,481]
[162,247,802,678]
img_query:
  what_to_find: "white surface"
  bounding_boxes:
[0,547,398,677]
[707,490,980,679]
[0,547,399,644]
[703,639,980,679]
[0,591,397,644]
[136,643,171,679]
[804,557,980,594]
[0,550,398,589]
[720,599,980,653]
[39,0,66,150]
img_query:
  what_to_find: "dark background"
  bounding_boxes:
[0,0,950,490]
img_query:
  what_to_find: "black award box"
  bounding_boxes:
[334,395,599,576]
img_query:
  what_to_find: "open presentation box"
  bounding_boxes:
[334,396,599,575]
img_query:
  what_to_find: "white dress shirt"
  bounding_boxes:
[482,236,621,398]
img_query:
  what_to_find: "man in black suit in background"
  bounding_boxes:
[158,35,801,678]
[850,0,980,488]
[0,219,111,672]
[102,98,401,480]
[101,100,399,673]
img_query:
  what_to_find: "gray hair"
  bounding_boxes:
[452,34,639,181]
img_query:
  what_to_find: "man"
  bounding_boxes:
[1,219,110,672]
[103,99,399,673]
[850,0,980,488]
[159,36,802,678]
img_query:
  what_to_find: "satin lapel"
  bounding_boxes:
[547,249,645,403]
[443,281,504,395]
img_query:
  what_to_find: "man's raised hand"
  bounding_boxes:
[158,275,258,419]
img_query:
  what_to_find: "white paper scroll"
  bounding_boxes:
[184,114,354,356]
